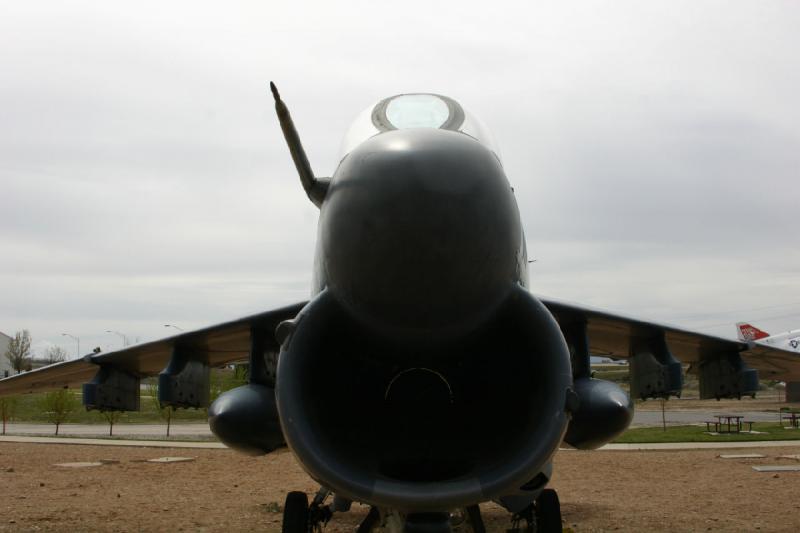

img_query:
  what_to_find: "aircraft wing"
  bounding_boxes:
[540,297,800,381]
[0,302,305,397]
[3,295,797,398]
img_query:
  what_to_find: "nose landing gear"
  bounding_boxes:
[280,489,560,532]
[281,488,334,533]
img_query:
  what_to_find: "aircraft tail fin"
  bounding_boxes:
[736,322,770,342]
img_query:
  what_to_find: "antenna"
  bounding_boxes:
[270,82,330,207]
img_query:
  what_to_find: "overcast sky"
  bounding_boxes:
[1,1,798,358]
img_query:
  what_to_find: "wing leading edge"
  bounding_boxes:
[0,302,305,397]
[541,297,800,382]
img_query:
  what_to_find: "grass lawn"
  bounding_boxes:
[5,391,208,425]
[2,369,246,427]
[615,423,800,443]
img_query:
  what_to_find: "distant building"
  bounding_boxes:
[0,331,12,378]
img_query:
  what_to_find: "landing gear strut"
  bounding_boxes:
[357,507,380,533]
[509,489,562,533]
[356,506,484,532]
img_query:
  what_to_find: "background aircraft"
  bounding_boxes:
[2,90,799,533]
[737,323,800,351]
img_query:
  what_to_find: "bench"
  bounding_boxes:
[705,421,719,432]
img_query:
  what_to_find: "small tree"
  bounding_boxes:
[5,330,32,374]
[1,396,18,435]
[100,410,122,436]
[147,381,173,437]
[209,364,249,405]
[44,346,68,365]
[39,389,78,435]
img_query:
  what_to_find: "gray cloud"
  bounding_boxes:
[2,1,799,357]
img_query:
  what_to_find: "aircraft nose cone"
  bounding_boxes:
[320,129,523,342]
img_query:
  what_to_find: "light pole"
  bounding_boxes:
[164,324,184,332]
[105,330,129,348]
[61,333,80,358]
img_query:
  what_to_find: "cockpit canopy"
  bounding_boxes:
[340,93,500,161]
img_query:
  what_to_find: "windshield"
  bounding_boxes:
[385,94,451,129]
[339,93,501,161]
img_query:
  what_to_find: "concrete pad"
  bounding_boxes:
[600,441,800,451]
[54,462,104,468]
[718,454,766,459]
[146,456,195,463]
[778,454,800,460]
[752,465,800,472]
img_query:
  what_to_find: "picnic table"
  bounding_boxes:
[714,415,744,433]
[780,409,800,429]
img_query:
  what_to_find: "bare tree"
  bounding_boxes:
[147,381,173,437]
[0,396,18,435]
[4,330,32,374]
[44,346,68,365]
[39,389,78,435]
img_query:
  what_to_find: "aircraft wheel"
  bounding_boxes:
[534,489,561,533]
[466,504,486,533]
[282,491,309,533]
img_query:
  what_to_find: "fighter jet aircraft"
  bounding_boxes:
[2,86,800,533]
[737,323,800,351]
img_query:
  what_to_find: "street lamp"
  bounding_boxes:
[164,324,184,332]
[105,330,129,348]
[61,333,80,358]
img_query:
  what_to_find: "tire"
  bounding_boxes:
[466,504,486,533]
[535,489,561,533]
[282,491,309,533]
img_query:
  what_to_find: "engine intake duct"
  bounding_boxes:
[276,286,572,511]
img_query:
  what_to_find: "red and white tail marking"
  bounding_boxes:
[736,322,770,341]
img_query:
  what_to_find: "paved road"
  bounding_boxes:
[3,423,212,437]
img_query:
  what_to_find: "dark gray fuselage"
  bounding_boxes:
[275,126,573,511]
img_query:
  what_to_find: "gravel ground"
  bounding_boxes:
[1,443,799,532]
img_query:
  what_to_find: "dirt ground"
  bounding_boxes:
[1,442,799,532]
